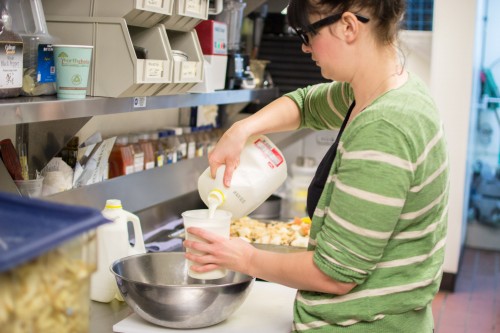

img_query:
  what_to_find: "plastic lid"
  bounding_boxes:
[104,199,122,209]
[8,0,49,36]
[0,192,110,272]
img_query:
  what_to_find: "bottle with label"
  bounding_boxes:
[128,134,144,173]
[138,132,155,170]
[183,126,196,159]
[198,135,288,219]
[150,130,165,167]
[0,2,23,98]
[168,127,187,161]
[91,199,145,303]
[158,129,176,164]
[108,135,134,179]
[8,0,56,96]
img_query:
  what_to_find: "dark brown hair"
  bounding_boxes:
[287,0,406,45]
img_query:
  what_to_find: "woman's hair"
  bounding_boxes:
[287,0,406,45]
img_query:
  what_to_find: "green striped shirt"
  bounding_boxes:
[285,72,449,332]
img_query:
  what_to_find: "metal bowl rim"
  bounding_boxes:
[109,252,255,288]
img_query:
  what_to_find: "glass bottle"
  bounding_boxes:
[0,2,23,98]
[128,134,144,173]
[138,132,155,170]
[183,126,196,159]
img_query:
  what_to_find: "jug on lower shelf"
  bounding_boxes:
[90,199,145,303]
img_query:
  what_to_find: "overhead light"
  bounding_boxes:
[281,6,287,15]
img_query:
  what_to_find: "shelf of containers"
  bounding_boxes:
[41,0,174,28]
[46,17,175,97]
[161,0,210,32]
[42,0,205,97]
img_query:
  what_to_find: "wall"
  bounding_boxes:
[430,0,484,275]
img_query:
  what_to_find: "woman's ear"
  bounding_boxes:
[340,12,361,43]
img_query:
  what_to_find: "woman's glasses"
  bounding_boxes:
[293,13,370,46]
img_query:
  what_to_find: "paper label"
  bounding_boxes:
[145,0,162,8]
[254,138,284,168]
[37,44,56,83]
[0,41,23,88]
[186,0,202,14]
[181,62,197,79]
[145,60,164,79]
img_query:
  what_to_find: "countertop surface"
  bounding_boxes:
[106,281,297,333]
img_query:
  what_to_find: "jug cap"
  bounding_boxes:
[105,199,123,209]
[208,189,225,205]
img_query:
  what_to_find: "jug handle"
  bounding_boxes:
[209,0,223,15]
[125,212,146,252]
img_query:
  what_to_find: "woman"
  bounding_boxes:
[184,0,449,331]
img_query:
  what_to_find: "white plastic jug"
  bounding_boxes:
[90,199,146,303]
[198,135,287,219]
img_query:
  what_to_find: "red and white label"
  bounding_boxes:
[253,138,284,169]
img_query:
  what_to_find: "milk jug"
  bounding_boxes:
[90,199,146,303]
[198,135,287,219]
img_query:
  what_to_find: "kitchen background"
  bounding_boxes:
[0,0,498,292]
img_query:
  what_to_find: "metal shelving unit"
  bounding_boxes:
[0,88,280,126]
[0,88,281,212]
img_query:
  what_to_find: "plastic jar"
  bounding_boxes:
[138,133,155,170]
[8,0,56,96]
[108,135,134,179]
[128,134,144,173]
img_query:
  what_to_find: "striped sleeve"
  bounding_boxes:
[285,82,354,130]
[313,118,414,284]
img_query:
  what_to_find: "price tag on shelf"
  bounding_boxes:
[181,62,197,79]
[133,97,147,108]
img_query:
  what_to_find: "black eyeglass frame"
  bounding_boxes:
[293,13,370,46]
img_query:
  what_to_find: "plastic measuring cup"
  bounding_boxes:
[182,209,232,280]
[15,176,44,198]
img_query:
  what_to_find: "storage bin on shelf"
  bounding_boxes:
[46,16,174,98]
[161,0,209,32]
[0,192,109,333]
[41,0,174,28]
[155,27,204,95]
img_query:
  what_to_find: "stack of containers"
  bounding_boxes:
[40,0,204,97]
[0,192,109,333]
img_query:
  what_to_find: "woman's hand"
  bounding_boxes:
[183,227,257,275]
[208,122,249,187]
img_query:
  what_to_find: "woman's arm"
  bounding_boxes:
[184,227,356,295]
[209,96,301,186]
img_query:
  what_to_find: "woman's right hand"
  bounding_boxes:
[208,121,249,187]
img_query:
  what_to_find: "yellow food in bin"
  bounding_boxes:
[0,192,109,333]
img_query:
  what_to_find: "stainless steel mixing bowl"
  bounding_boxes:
[110,252,255,329]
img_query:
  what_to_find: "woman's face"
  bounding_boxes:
[301,13,346,81]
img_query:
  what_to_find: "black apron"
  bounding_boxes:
[307,102,355,219]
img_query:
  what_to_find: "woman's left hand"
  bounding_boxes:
[183,227,256,275]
